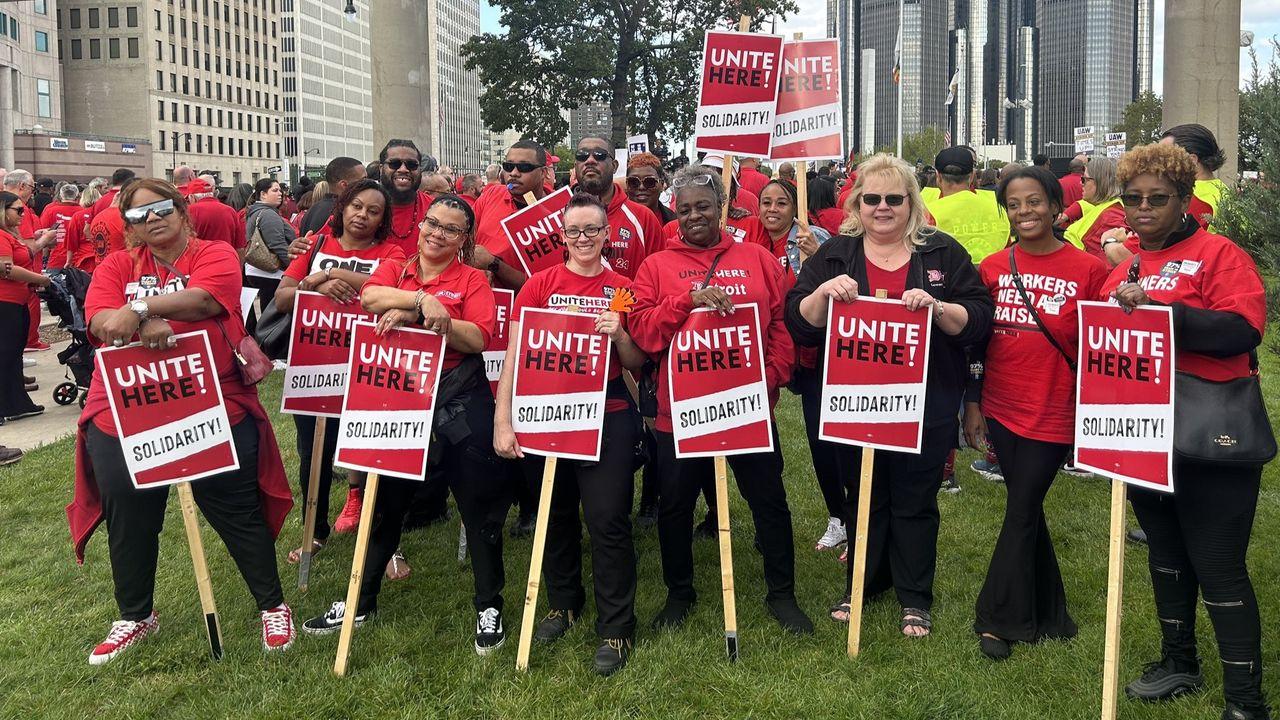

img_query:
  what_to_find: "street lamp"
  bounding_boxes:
[171,131,191,178]
[343,0,357,21]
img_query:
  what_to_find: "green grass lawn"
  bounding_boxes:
[1,362,1277,720]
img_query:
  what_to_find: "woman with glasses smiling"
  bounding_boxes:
[0,191,51,422]
[785,153,992,638]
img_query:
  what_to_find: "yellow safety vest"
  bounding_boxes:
[923,189,1008,262]
[1064,198,1120,249]
[921,186,941,204]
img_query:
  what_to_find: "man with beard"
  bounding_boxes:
[471,139,554,291]
[378,140,436,257]
[572,136,657,279]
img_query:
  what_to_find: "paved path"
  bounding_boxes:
[1,333,81,452]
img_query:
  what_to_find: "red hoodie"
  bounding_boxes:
[658,214,770,253]
[629,231,794,433]
[599,187,657,278]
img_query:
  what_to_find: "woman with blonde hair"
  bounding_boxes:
[785,153,993,636]
[1063,156,1128,260]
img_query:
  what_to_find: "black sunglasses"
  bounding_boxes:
[861,193,906,207]
[385,158,420,172]
[626,176,659,190]
[502,161,540,174]
[576,149,612,163]
[1120,193,1175,208]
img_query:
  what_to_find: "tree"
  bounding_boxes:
[1114,91,1163,149]
[461,0,797,150]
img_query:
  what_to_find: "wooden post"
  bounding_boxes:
[333,472,380,677]
[716,14,752,225]
[1100,479,1128,720]
[177,481,224,661]
[714,455,739,661]
[516,457,558,671]
[792,32,813,262]
[298,416,327,592]
[457,521,468,564]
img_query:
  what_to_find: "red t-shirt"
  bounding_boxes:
[1188,195,1214,229]
[1058,174,1084,209]
[1100,227,1266,382]
[282,235,406,283]
[384,191,432,258]
[1080,204,1129,260]
[601,189,655,278]
[514,263,632,413]
[89,187,120,219]
[473,183,526,275]
[864,261,910,300]
[39,201,82,268]
[87,209,128,272]
[981,243,1108,444]
[738,167,770,199]
[363,258,497,372]
[814,207,844,237]
[658,215,770,253]
[188,197,247,250]
[0,231,34,304]
[84,238,251,434]
[66,208,95,271]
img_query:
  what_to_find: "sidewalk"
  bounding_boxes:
[0,312,81,452]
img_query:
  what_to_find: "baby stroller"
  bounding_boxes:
[36,267,94,409]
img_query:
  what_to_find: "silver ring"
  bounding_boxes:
[166,336,177,348]
[112,338,124,347]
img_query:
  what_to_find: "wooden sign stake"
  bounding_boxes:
[791,33,813,262]
[333,472,380,676]
[177,481,224,661]
[297,416,327,592]
[1100,479,1128,720]
[714,455,739,661]
[516,457,558,671]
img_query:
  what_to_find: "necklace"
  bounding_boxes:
[388,193,427,241]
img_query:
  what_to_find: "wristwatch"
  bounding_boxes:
[487,258,501,275]
[130,299,150,322]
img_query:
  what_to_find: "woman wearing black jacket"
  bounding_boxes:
[785,153,993,638]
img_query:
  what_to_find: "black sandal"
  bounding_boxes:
[829,595,851,623]
[900,607,932,637]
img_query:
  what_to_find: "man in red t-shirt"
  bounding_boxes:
[472,140,555,291]
[90,168,137,219]
[737,156,771,198]
[570,136,657,278]
[379,139,435,258]
[38,184,83,268]
[182,176,246,257]
[1058,155,1086,209]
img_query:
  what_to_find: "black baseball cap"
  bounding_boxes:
[934,147,975,175]
[36,178,55,189]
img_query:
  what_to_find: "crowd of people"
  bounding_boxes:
[1,119,1272,717]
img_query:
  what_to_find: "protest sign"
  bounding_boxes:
[771,38,843,163]
[667,303,772,457]
[503,186,573,277]
[694,30,786,159]
[511,308,611,461]
[627,134,649,155]
[820,296,933,453]
[282,291,375,417]
[97,331,239,489]
[1074,302,1175,492]
[485,288,515,396]
[334,321,445,481]
[1074,125,1096,154]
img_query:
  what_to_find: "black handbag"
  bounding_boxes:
[1173,361,1277,466]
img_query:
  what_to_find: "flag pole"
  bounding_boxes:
[895,0,904,158]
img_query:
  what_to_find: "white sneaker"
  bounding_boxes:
[815,517,847,550]
[89,612,159,665]
[22,358,34,368]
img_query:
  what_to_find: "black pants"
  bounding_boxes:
[794,366,852,523]
[523,411,638,639]
[638,423,661,510]
[0,300,38,417]
[85,418,284,620]
[242,275,280,336]
[293,414,341,541]
[973,418,1076,642]
[1130,461,1265,708]
[655,429,795,603]
[840,421,952,611]
[356,387,511,615]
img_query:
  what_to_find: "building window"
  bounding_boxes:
[108,7,119,27]
[128,37,139,58]
[155,40,162,60]
[71,38,82,59]
[158,101,164,120]
[36,79,51,118]
[127,6,139,27]
[89,38,101,59]
[35,31,48,52]
[34,0,47,14]
[154,9,160,30]
[70,9,80,28]
[155,70,162,88]
[159,132,166,151]
[8,17,16,38]
[88,8,99,28]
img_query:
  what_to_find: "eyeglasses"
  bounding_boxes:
[861,193,906,207]
[575,149,612,163]
[1120,193,1175,208]
[385,158,420,172]
[626,176,660,190]
[123,199,176,225]
[502,161,541,174]
[563,225,607,240]
[420,216,468,241]
[6,205,23,216]
[1082,176,1096,184]
[671,174,715,189]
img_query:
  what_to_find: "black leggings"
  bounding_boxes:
[1130,461,1265,708]
[973,417,1076,642]
[0,300,38,417]
[794,366,851,523]
[85,418,284,620]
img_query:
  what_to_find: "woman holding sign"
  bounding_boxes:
[68,179,296,664]
[1103,143,1272,720]
[493,193,647,675]
[273,179,405,565]
[302,195,511,656]
[963,166,1108,660]
[785,153,992,637]
[630,165,813,636]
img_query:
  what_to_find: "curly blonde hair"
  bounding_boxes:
[838,153,935,247]
[1116,143,1197,198]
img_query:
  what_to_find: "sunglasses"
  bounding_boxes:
[385,158,420,172]
[671,174,715,189]
[6,205,23,216]
[1120,193,1175,208]
[123,199,176,224]
[861,193,906,207]
[502,161,541,174]
[576,149,612,163]
[626,176,660,191]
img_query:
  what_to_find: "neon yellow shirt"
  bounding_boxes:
[923,188,1008,262]
[1064,198,1121,249]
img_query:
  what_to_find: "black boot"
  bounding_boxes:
[593,638,632,676]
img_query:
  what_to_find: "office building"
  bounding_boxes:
[828,0,860,155]
[0,0,63,170]
[568,102,612,148]
[434,0,485,173]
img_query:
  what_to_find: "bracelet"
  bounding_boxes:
[413,289,425,319]
[934,301,946,319]
[324,266,332,279]
[1101,238,1122,248]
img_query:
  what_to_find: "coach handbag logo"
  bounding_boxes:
[1213,434,1238,448]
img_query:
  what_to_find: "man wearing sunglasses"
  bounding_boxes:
[377,139,437,257]
[471,140,555,291]
[570,136,658,279]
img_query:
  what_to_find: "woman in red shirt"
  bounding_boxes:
[630,165,813,635]
[0,192,51,420]
[493,193,647,675]
[68,179,295,665]
[1103,143,1271,719]
[301,195,510,657]
[273,179,404,565]
[964,166,1108,660]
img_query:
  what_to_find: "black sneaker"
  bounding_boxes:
[1125,656,1205,701]
[650,597,695,631]
[534,609,577,643]
[693,515,716,540]
[635,504,658,529]
[979,633,1012,661]
[475,607,505,656]
[510,514,535,539]
[1127,528,1149,545]
[593,638,632,676]
[766,596,814,635]
[1224,702,1273,720]
[939,474,962,494]
[301,601,371,635]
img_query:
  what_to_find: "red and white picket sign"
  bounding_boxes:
[667,303,773,457]
[334,321,445,481]
[281,291,375,417]
[771,38,844,163]
[694,30,786,159]
[1074,302,1175,492]
[511,308,612,461]
[820,296,933,453]
[503,186,573,277]
[97,331,239,488]
[485,288,515,396]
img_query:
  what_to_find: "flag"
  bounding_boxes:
[944,70,960,106]
[892,21,902,85]
[944,129,952,146]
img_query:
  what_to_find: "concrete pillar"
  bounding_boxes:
[371,1,435,157]
[1162,0,1241,182]
[0,66,15,170]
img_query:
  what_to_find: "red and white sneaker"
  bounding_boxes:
[89,612,159,666]
[333,488,363,534]
[261,604,296,652]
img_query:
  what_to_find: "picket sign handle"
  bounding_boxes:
[177,481,224,661]
[523,191,538,206]
[298,416,327,592]
[516,457,558,671]
[714,455,739,661]
[334,472,380,677]
[1100,479,1128,720]
[713,16,753,227]
[791,32,814,262]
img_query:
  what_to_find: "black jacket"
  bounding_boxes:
[299,193,337,237]
[784,230,994,428]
